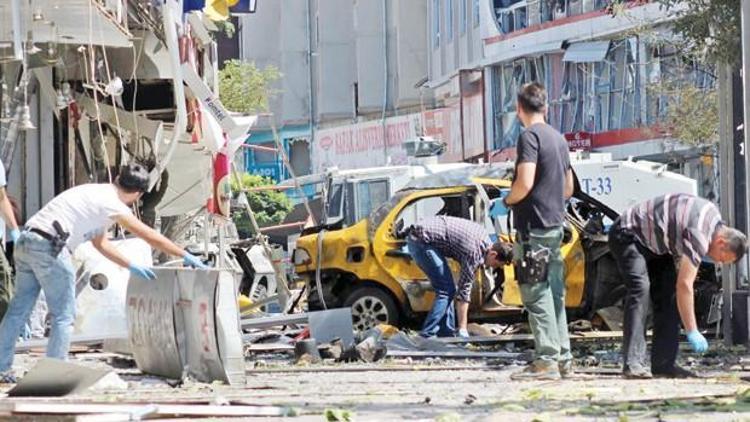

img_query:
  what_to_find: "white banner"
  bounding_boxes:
[312,114,421,173]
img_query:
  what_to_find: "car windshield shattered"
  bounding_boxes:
[367,190,414,239]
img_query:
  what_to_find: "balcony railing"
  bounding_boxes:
[493,0,633,35]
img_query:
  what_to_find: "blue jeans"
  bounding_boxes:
[0,231,75,372]
[407,238,456,337]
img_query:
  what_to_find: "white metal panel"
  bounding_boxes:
[572,158,698,213]
[155,140,212,217]
[563,41,611,62]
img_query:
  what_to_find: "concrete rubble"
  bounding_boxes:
[2,306,750,420]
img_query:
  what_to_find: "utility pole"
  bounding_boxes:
[743,0,750,243]
[731,0,750,345]
[719,63,736,344]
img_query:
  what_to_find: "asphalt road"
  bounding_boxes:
[2,351,750,421]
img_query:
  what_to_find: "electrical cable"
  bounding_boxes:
[87,0,112,183]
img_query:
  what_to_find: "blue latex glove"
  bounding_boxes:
[491,191,510,217]
[686,330,708,353]
[129,263,156,280]
[8,228,20,243]
[183,253,209,269]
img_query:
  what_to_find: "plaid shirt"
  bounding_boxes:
[409,216,491,302]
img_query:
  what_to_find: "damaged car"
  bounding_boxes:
[293,165,719,331]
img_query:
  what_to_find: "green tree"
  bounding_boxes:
[610,1,725,147]
[648,82,719,147]
[219,60,280,114]
[645,0,740,65]
[231,173,292,238]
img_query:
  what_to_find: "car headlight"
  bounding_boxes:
[293,248,311,265]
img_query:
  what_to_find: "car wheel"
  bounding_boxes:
[343,287,399,331]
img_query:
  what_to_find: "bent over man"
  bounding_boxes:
[0,163,207,383]
[406,216,510,338]
[504,82,574,381]
[609,194,746,378]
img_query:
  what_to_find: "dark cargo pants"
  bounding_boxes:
[608,222,680,373]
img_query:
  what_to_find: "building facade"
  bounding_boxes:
[237,0,430,181]
[426,0,715,197]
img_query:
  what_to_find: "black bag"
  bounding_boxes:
[515,242,551,285]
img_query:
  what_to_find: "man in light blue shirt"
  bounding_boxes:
[0,158,21,322]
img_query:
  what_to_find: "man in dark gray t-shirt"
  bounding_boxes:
[504,82,574,381]
[513,123,571,231]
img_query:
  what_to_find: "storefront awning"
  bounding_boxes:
[246,125,312,144]
[563,41,611,63]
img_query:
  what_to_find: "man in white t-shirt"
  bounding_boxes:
[0,163,206,383]
[0,158,20,323]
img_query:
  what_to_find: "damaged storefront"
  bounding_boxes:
[489,34,718,197]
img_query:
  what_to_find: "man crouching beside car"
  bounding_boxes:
[400,215,512,338]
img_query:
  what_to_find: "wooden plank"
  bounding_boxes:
[0,402,290,417]
[247,365,506,374]
[437,330,629,345]
[386,350,523,360]
[15,333,129,352]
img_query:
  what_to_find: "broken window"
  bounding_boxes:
[491,35,715,149]
[492,56,547,149]
[355,179,390,223]
[433,0,441,47]
[397,194,471,229]
[492,0,526,34]
[644,44,716,127]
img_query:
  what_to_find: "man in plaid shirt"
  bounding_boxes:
[407,216,510,338]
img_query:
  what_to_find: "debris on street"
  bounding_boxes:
[1,0,750,421]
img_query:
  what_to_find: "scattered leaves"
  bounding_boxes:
[324,408,354,422]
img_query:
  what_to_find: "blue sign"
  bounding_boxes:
[231,0,258,14]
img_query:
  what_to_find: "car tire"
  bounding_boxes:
[343,286,399,332]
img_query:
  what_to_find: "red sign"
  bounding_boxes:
[565,131,592,151]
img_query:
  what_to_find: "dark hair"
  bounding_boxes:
[491,241,514,264]
[517,82,547,114]
[115,163,150,193]
[720,226,748,263]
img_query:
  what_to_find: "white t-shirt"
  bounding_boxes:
[26,184,132,250]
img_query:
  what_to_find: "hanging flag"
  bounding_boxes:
[204,0,241,21]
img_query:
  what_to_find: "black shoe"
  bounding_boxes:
[652,365,699,379]
[623,366,653,379]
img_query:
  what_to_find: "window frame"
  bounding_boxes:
[472,0,480,28]
[432,0,441,48]
[446,0,454,42]
[460,0,467,34]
